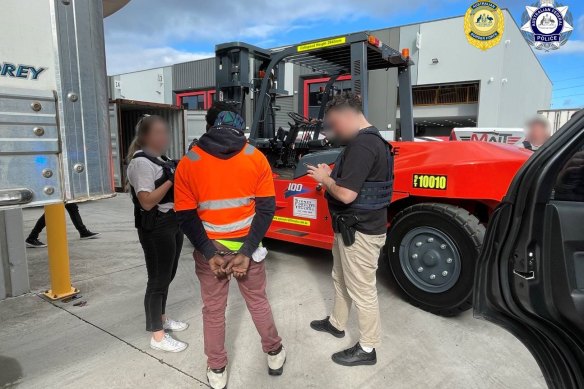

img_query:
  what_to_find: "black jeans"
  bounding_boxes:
[137,210,184,332]
[28,203,88,239]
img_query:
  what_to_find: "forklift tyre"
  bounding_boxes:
[386,203,485,317]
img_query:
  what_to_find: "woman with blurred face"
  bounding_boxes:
[126,115,188,352]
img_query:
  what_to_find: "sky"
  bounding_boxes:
[104,0,584,109]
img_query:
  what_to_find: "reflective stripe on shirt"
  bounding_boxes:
[198,196,254,211]
[202,214,255,233]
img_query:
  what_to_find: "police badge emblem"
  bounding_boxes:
[464,1,505,51]
[520,0,573,51]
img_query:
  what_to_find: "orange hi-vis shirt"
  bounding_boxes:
[174,143,275,240]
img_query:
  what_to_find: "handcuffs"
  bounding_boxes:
[215,250,239,257]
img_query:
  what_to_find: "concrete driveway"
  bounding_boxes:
[0,195,546,388]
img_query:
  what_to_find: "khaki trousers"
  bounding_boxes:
[329,231,386,348]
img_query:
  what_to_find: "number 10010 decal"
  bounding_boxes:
[413,174,448,190]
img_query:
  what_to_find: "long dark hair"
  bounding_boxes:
[126,115,166,163]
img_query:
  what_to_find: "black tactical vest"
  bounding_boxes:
[329,128,394,211]
[129,152,176,228]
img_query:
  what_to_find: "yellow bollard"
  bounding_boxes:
[43,202,79,300]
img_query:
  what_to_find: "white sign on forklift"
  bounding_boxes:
[450,127,526,147]
[0,0,119,208]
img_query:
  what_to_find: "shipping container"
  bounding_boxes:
[109,99,185,190]
[539,108,582,134]
[185,110,208,148]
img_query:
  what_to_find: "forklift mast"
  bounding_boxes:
[215,32,414,142]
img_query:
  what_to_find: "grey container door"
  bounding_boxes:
[109,103,122,189]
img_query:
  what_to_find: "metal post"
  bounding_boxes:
[398,66,415,141]
[43,203,78,300]
[0,208,29,300]
[350,42,369,117]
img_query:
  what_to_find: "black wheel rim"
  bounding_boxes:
[399,226,462,293]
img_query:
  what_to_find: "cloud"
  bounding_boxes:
[103,0,440,74]
[106,44,212,74]
[536,40,584,56]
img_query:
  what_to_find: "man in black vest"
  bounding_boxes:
[307,92,393,366]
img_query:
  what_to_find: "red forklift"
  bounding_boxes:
[214,32,529,316]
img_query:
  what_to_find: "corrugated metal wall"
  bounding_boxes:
[275,96,294,129]
[367,27,400,132]
[172,57,215,92]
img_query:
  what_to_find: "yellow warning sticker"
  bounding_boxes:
[413,174,448,190]
[273,216,311,226]
[297,37,346,52]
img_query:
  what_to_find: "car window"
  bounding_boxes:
[552,149,584,202]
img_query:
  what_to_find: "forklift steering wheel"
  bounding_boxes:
[288,112,311,125]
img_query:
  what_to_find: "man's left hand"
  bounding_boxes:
[307,163,332,183]
[224,253,251,279]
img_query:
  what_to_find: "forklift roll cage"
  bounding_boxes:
[215,31,415,142]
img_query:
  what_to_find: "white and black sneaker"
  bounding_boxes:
[207,366,227,389]
[267,345,286,376]
[25,237,47,248]
[163,318,189,332]
[149,333,187,353]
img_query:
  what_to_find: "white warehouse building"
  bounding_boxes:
[108,11,552,140]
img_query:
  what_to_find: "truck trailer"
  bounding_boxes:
[0,0,128,299]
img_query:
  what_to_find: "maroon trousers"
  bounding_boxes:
[193,249,282,369]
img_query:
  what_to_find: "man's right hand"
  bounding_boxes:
[209,255,229,279]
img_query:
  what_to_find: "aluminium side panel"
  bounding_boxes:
[51,0,114,201]
[0,0,115,207]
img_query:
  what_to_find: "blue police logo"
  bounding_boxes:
[521,0,573,51]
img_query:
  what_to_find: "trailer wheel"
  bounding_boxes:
[386,203,485,316]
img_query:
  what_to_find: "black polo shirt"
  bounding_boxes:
[326,127,390,235]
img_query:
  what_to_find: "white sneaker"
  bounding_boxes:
[267,345,286,375]
[163,318,189,332]
[150,333,187,353]
[207,366,227,389]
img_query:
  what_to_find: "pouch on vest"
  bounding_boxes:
[139,208,158,232]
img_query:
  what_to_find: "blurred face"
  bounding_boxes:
[143,119,170,154]
[526,122,550,147]
[325,107,362,141]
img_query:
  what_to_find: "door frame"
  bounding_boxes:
[176,89,215,110]
[302,75,352,116]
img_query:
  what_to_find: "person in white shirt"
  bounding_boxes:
[126,115,188,353]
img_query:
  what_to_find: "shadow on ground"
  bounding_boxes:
[0,356,22,388]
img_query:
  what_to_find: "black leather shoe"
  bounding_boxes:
[310,317,345,338]
[332,343,376,366]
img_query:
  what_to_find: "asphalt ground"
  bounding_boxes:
[0,195,546,388]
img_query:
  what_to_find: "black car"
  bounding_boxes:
[474,109,584,389]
